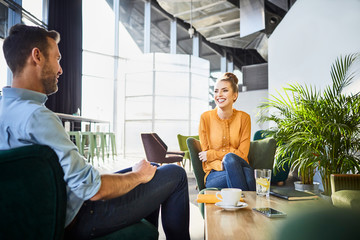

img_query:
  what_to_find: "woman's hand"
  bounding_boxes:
[199,151,207,162]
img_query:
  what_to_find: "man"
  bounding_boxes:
[0,24,190,240]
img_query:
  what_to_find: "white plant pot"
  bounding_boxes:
[294,181,320,193]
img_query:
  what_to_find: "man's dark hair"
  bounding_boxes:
[3,24,60,75]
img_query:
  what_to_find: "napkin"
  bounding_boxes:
[196,194,245,204]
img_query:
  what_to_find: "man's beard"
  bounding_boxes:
[41,63,58,95]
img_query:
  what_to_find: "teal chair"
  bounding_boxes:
[253,130,290,184]
[253,130,267,141]
[0,145,158,240]
[177,134,199,171]
[187,137,277,217]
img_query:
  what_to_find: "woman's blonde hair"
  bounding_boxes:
[216,72,239,93]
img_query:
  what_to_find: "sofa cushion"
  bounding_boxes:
[331,190,360,208]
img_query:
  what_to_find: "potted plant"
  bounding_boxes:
[259,53,360,195]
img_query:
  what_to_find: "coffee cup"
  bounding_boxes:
[216,188,242,206]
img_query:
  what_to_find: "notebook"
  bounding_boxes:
[270,188,319,201]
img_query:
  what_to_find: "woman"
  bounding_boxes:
[198,72,255,190]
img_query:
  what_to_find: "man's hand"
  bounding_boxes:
[199,151,207,162]
[90,159,157,201]
[132,159,157,184]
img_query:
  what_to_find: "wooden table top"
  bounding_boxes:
[205,190,320,240]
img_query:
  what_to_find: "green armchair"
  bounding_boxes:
[187,137,277,192]
[187,137,276,217]
[0,145,158,240]
[331,174,360,209]
[177,134,199,171]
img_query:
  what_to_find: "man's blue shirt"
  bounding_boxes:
[0,87,101,227]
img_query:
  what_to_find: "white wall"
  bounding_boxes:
[269,0,360,97]
[234,89,269,140]
[268,0,360,189]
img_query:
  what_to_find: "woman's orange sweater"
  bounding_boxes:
[198,108,251,182]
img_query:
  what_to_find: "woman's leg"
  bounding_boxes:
[222,153,256,191]
[205,170,228,188]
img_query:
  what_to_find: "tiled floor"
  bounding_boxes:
[91,155,204,240]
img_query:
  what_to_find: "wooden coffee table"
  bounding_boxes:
[205,190,319,240]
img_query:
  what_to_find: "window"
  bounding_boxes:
[0,39,8,89]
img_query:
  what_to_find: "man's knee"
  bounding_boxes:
[158,164,188,184]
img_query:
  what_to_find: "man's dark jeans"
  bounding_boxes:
[65,164,190,240]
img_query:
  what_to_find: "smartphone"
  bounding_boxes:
[252,207,287,218]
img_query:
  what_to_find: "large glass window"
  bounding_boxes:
[82,1,211,157]
[82,0,115,126]
[83,0,114,55]
[22,0,43,26]
[0,39,7,89]
[0,0,48,89]
[0,3,8,39]
[82,75,113,121]
[82,51,114,80]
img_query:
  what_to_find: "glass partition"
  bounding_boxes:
[82,75,113,122]
[123,53,210,156]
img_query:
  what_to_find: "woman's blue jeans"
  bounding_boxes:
[65,164,190,240]
[205,153,256,191]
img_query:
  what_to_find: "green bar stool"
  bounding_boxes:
[67,131,83,155]
[105,132,117,160]
[80,132,98,165]
[94,132,107,163]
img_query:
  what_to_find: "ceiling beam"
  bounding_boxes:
[173,0,227,18]
[188,8,238,24]
[206,31,240,41]
[196,18,240,31]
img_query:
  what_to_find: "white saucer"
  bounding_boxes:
[215,201,248,211]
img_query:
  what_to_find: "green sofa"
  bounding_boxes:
[331,174,360,209]
[0,145,158,240]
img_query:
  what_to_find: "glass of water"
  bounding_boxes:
[254,169,271,197]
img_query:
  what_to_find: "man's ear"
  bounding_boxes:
[31,48,42,64]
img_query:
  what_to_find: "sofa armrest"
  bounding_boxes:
[0,145,66,240]
[331,174,360,194]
